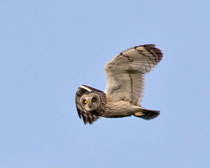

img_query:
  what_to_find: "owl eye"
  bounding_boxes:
[83,100,88,104]
[92,98,96,102]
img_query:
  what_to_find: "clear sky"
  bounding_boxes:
[0,0,209,168]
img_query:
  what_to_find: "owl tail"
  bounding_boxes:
[133,108,160,120]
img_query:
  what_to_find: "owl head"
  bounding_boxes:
[80,93,101,112]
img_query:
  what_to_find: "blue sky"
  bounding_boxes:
[0,0,209,168]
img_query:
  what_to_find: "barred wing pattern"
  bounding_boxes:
[104,44,162,105]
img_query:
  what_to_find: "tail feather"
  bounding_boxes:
[134,108,160,120]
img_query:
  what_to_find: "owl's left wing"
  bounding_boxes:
[104,44,163,105]
[75,85,100,124]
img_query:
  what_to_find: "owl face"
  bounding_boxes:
[80,93,100,112]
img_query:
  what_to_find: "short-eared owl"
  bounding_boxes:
[75,44,163,124]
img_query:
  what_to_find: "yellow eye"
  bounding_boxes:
[83,100,88,104]
[92,98,96,102]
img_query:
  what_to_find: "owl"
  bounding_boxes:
[75,44,163,124]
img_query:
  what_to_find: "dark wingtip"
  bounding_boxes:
[81,112,99,125]
[142,44,155,48]
[82,113,88,124]
[77,108,82,119]
[142,44,163,62]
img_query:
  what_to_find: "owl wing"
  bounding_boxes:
[75,85,101,124]
[104,44,163,105]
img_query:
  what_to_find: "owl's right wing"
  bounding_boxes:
[104,44,163,105]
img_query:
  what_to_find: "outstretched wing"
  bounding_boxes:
[75,85,100,124]
[104,44,163,105]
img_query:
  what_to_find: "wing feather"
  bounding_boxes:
[104,44,163,105]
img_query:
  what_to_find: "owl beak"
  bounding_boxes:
[85,103,92,112]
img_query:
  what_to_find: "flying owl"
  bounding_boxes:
[75,44,163,124]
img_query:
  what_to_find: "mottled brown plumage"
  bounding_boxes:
[75,44,163,124]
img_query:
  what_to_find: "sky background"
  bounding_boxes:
[0,0,210,168]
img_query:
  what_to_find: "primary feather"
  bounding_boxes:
[104,44,162,105]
